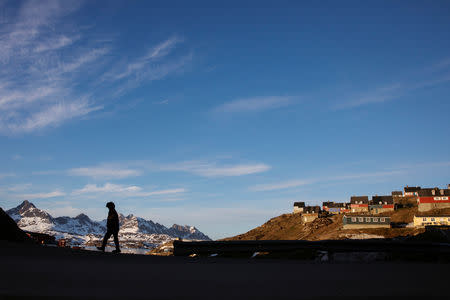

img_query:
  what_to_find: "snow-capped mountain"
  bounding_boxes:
[168,224,210,241]
[5,200,211,248]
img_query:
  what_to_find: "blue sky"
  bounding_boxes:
[0,0,449,239]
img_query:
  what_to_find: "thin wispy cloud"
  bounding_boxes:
[0,173,15,179]
[0,1,107,135]
[0,0,81,63]
[34,35,78,53]
[334,59,450,109]
[0,2,191,135]
[72,183,186,198]
[215,96,295,113]
[5,100,103,134]
[153,99,169,105]
[73,183,142,194]
[36,158,271,179]
[68,164,142,179]
[250,179,313,192]
[1,183,32,192]
[161,160,271,177]
[102,36,191,98]
[250,170,405,192]
[18,190,65,200]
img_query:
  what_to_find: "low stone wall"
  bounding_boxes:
[369,207,395,214]
[418,203,450,212]
[293,207,304,214]
[343,224,390,229]
[302,213,318,223]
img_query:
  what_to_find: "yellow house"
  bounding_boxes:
[413,215,450,227]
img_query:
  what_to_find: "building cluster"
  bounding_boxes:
[293,184,450,229]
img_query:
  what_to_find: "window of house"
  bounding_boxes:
[379,201,382,205]
[351,217,356,222]
[431,218,435,222]
[365,217,371,222]
[373,218,378,222]
[423,218,427,221]
[358,217,364,222]
[380,218,385,222]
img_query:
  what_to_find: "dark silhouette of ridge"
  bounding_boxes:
[0,207,33,243]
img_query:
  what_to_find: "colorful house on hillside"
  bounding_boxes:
[350,196,369,213]
[343,215,391,229]
[293,202,305,214]
[369,196,395,214]
[417,188,450,212]
[301,206,321,223]
[404,186,421,196]
[413,215,450,227]
[392,191,403,197]
[322,202,350,214]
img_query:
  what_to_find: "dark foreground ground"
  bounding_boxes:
[0,241,448,300]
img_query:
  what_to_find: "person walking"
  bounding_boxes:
[97,202,121,253]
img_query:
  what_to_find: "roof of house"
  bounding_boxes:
[370,195,394,205]
[350,196,369,204]
[303,206,321,213]
[418,188,450,197]
[404,186,421,193]
[323,202,346,208]
[293,202,305,207]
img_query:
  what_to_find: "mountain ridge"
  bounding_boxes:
[5,200,211,248]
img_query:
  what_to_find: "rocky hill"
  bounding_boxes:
[223,206,450,241]
[0,207,33,243]
[5,200,211,249]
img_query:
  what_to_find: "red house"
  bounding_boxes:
[350,196,369,213]
[418,188,450,212]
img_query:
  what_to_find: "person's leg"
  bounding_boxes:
[100,231,112,249]
[113,231,120,252]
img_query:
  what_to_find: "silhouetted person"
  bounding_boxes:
[97,202,120,253]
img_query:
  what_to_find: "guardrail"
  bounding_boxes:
[173,239,450,258]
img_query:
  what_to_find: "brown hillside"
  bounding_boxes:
[223,207,450,241]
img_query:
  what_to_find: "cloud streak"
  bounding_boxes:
[0,1,108,135]
[160,161,271,177]
[215,96,295,113]
[0,173,15,179]
[0,3,191,135]
[72,183,186,198]
[111,36,184,81]
[68,164,142,179]
[18,190,65,200]
[250,170,405,192]
[334,58,450,109]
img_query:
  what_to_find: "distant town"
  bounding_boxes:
[293,184,450,229]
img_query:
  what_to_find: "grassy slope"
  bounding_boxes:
[223,207,450,241]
